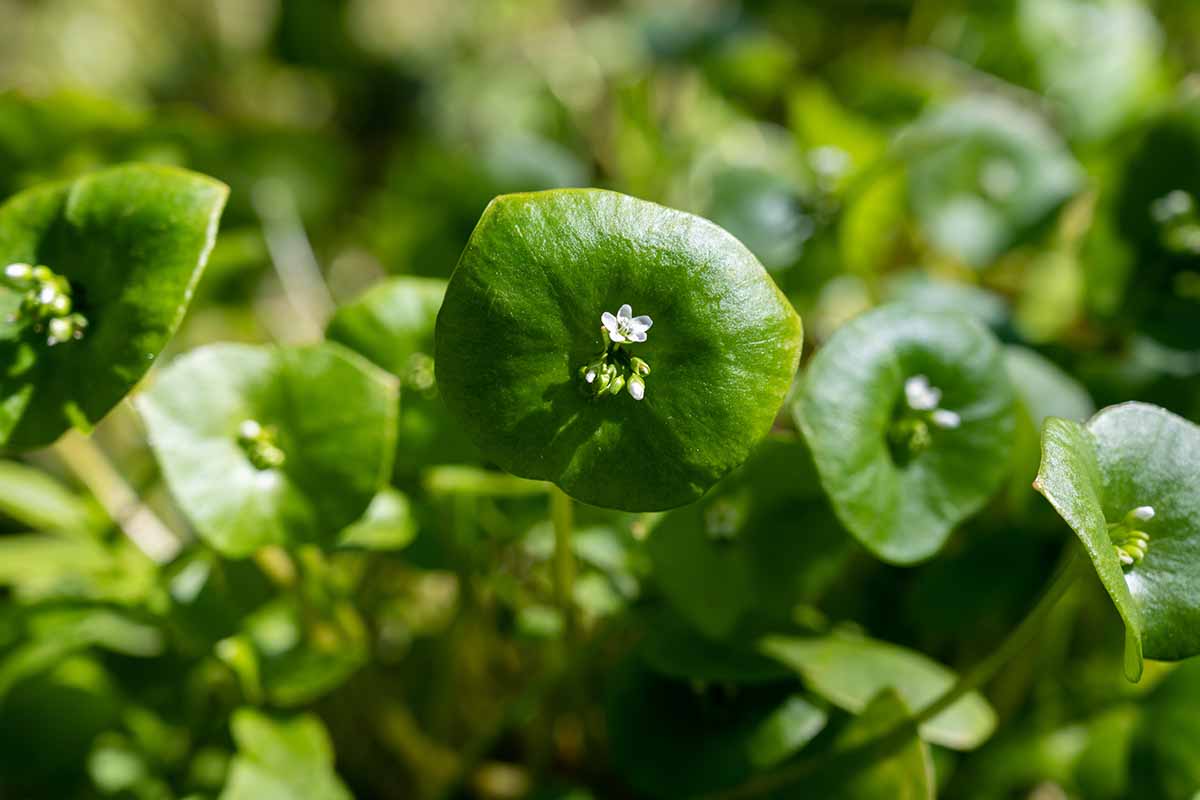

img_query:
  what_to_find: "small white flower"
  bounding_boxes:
[931,409,961,430]
[601,303,653,344]
[904,375,941,411]
[584,368,597,384]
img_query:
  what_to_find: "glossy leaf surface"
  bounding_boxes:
[1035,403,1200,680]
[436,189,803,511]
[795,305,1016,564]
[0,165,227,449]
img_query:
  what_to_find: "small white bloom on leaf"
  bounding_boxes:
[931,409,961,429]
[601,303,653,344]
[904,374,941,411]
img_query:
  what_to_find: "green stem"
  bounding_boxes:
[707,548,1087,800]
[912,548,1084,727]
[53,430,182,563]
[551,486,577,639]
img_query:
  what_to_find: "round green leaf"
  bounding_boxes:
[647,435,853,640]
[0,164,228,449]
[606,658,826,798]
[326,276,478,477]
[902,96,1083,268]
[435,189,803,511]
[795,304,1016,564]
[1034,403,1200,681]
[761,631,997,751]
[137,342,397,558]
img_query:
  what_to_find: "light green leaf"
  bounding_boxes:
[1035,403,1200,681]
[436,189,803,511]
[219,708,351,800]
[326,276,478,476]
[137,342,397,557]
[1005,345,1095,428]
[762,631,997,750]
[795,304,1016,564]
[336,488,416,551]
[901,96,1082,268]
[0,164,228,449]
[0,459,100,533]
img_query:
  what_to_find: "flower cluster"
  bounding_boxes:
[1110,505,1154,567]
[904,374,961,430]
[579,304,653,401]
[237,419,286,470]
[2,262,88,346]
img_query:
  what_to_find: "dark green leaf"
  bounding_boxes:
[606,659,825,798]
[647,436,853,639]
[0,164,228,449]
[436,189,803,511]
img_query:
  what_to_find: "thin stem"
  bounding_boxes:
[912,548,1084,726]
[550,486,577,639]
[707,547,1087,800]
[53,430,182,563]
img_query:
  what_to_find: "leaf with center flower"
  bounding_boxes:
[435,189,803,511]
[794,304,1016,564]
[0,164,228,450]
[1034,402,1200,682]
[136,342,397,557]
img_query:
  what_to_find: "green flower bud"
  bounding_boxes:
[631,356,651,376]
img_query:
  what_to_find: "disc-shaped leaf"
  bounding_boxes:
[435,189,803,511]
[326,277,477,477]
[902,95,1083,268]
[606,658,826,798]
[762,631,997,750]
[795,305,1016,564]
[0,164,228,449]
[1034,403,1200,681]
[647,435,853,640]
[137,342,397,557]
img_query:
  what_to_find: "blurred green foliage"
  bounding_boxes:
[4,1,1200,798]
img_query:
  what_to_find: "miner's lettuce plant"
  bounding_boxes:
[3,167,1200,800]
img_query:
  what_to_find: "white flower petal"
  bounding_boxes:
[629,379,645,400]
[1131,505,1156,522]
[905,375,940,411]
[632,315,653,330]
[618,303,633,319]
[629,330,647,343]
[585,369,597,383]
[601,311,617,331]
[609,330,626,343]
[931,409,961,429]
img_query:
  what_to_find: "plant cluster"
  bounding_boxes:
[3,2,1200,800]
